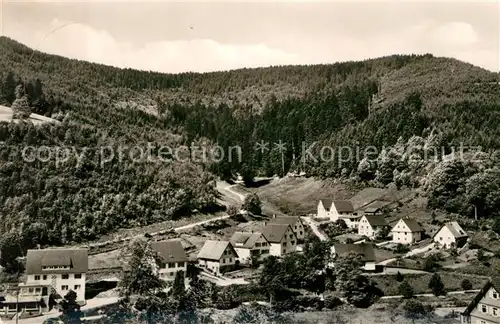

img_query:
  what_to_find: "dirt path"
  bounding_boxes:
[301,216,327,241]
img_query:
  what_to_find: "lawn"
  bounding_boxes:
[371,272,487,296]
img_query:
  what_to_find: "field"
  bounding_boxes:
[371,271,487,296]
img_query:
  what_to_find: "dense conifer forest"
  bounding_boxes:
[0,36,499,255]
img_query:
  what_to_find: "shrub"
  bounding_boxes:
[395,244,410,254]
[428,273,445,296]
[324,295,343,309]
[396,271,404,282]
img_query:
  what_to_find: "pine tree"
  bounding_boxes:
[1,72,16,104]
[399,280,414,299]
[11,85,31,119]
[428,273,445,296]
[172,271,186,300]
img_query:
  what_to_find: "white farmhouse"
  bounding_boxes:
[230,232,270,264]
[330,243,377,271]
[358,215,389,239]
[267,215,306,241]
[391,218,423,244]
[197,240,238,275]
[317,199,361,228]
[151,240,188,281]
[433,221,468,249]
[24,248,88,304]
[461,278,500,324]
[261,224,297,257]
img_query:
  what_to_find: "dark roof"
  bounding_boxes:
[363,215,388,227]
[333,201,354,212]
[26,249,88,274]
[332,243,376,262]
[150,240,188,263]
[444,222,468,238]
[197,240,235,261]
[320,199,333,210]
[462,278,500,315]
[268,216,302,227]
[261,224,295,243]
[392,218,423,232]
[230,232,266,249]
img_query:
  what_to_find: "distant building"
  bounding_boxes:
[461,278,500,324]
[197,240,238,275]
[24,249,88,304]
[330,243,376,271]
[317,199,360,228]
[391,218,423,244]
[230,232,270,264]
[358,215,389,239]
[433,222,469,249]
[261,224,297,257]
[267,215,306,241]
[359,200,387,216]
[151,240,188,281]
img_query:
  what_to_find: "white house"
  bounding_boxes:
[358,215,389,239]
[267,215,306,241]
[461,278,500,324]
[317,199,360,228]
[330,243,376,271]
[151,240,188,281]
[24,248,88,304]
[391,218,423,244]
[261,224,297,257]
[197,240,238,275]
[433,221,468,249]
[229,232,270,264]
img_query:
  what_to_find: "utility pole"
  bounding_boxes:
[15,286,19,324]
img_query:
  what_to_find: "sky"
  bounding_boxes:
[1,0,499,73]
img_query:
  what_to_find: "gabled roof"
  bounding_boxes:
[435,221,468,239]
[150,240,188,263]
[392,218,423,232]
[261,224,295,243]
[320,199,333,210]
[26,249,88,274]
[333,201,354,213]
[362,215,388,227]
[331,243,376,262]
[197,240,234,261]
[462,278,500,316]
[230,232,266,249]
[268,216,302,228]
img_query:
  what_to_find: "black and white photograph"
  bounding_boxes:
[0,0,499,323]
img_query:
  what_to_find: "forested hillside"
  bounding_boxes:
[0,36,499,258]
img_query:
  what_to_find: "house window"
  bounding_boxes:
[177,262,185,267]
[28,288,34,293]
[74,274,82,279]
[43,275,47,280]
[34,275,40,280]
[291,241,296,245]
[222,259,226,264]
[493,292,498,299]
[282,242,287,246]
[229,258,232,263]
[168,263,175,268]
[482,305,487,313]
[300,231,303,235]
[493,308,497,316]
[74,285,81,290]
[289,235,293,239]
[35,288,41,293]
[61,285,69,291]
[62,274,69,279]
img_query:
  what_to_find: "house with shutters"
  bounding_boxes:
[317,199,361,228]
[230,232,270,264]
[151,240,188,281]
[260,224,297,257]
[25,249,88,304]
[197,240,238,275]
[391,218,424,244]
[267,215,306,241]
[433,221,469,249]
[461,278,500,324]
[358,215,389,239]
[330,243,377,271]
